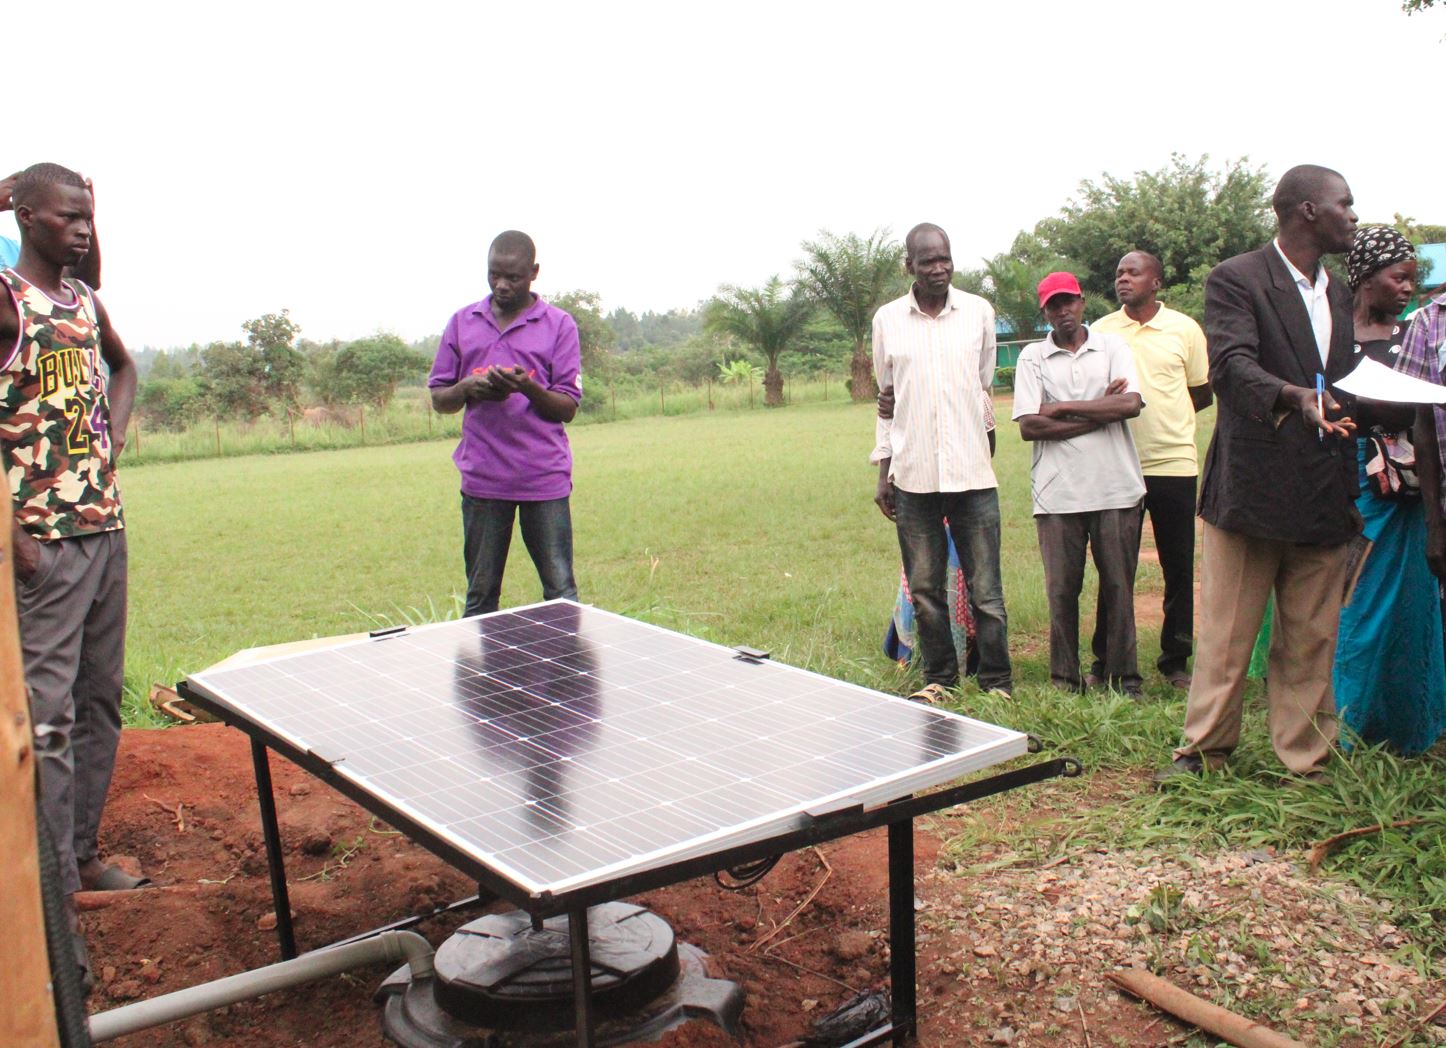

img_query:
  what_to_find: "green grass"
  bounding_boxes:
[119,397,1446,965]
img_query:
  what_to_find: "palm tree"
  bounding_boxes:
[797,229,906,402]
[704,278,813,407]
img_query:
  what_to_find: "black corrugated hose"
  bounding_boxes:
[37,787,92,1047]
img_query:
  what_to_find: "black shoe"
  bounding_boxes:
[1152,754,1204,784]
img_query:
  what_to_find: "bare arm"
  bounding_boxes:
[0,282,39,580]
[430,373,501,414]
[1189,383,1213,412]
[94,297,135,454]
[71,225,101,290]
[1017,415,1102,442]
[488,366,578,423]
[1419,407,1446,579]
[1040,391,1143,424]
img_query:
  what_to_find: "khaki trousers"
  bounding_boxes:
[1174,522,1349,775]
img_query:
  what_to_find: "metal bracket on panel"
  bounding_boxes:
[804,796,864,819]
[369,625,408,640]
[305,746,346,766]
[733,646,771,663]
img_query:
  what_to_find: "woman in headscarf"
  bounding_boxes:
[1332,226,1446,754]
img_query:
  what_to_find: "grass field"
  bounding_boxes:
[122,397,1072,705]
[119,398,1446,971]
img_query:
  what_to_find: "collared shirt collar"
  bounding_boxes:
[907,284,962,316]
[472,293,548,329]
[1041,325,1100,357]
[1273,239,1328,291]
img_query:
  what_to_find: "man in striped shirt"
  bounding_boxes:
[871,223,1012,704]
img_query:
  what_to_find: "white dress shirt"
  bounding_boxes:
[1274,239,1332,367]
[871,286,997,493]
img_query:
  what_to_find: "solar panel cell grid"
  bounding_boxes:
[186,600,1026,897]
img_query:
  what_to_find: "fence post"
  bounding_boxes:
[213,417,221,457]
[659,386,665,415]
[131,418,141,457]
[706,377,714,410]
[288,410,296,448]
[359,405,366,444]
[748,382,754,409]
[427,398,433,436]
[610,385,617,420]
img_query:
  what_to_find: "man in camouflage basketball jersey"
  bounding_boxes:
[0,163,139,948]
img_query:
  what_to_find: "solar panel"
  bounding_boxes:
[185,601,1027,896]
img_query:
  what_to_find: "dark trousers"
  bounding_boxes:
[1037,504,1142,693]
[1091,475,1197,677]
[892,487,1012,692]
[19,530,128,896]
[461,494,577,617]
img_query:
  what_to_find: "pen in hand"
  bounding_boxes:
[1315,373,1325,444]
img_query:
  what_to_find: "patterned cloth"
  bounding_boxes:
[0,269,123,539]
[884,522,975,665]
[1393,291,1446,516]
[1346,226,1415,291]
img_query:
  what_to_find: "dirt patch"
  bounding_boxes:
[75,727,1444,1047]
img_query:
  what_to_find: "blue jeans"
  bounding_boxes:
[892,487,1012,691]
[461,494,577,616]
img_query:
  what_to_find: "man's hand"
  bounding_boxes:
[874,473,896,521]
[877,385,894,420]
[0,172,17,212]
[1429,527,1446,581]
[487,365,536,398]
[1288,386,1356,438]
[461,370,508,403]
[10,522,41,582]
[1105,377,1127,396]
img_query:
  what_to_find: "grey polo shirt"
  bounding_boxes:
[1011,327,1147,516]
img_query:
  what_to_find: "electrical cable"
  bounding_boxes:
[714,854,780,891]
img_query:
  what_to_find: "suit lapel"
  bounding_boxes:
[1262,246,1327,383]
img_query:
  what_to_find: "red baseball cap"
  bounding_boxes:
[1037,271,1083,307]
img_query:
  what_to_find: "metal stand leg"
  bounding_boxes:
[251,739,297,960]
[888,819,916,1045]
[569,907,595,1048]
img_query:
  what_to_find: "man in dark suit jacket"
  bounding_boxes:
[1159,165,1360,784]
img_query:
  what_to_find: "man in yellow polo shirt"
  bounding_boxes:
[1091,251,1211,690]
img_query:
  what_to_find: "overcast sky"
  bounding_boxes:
[7,0,1440,349]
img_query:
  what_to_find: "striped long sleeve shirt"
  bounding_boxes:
[870,286,998,494]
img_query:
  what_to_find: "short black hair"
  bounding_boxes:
[905,223,950,260]
[1272,165,1344,223]
[12,162,86,210]
[489,229,536,266]
[1130,250,1164,282]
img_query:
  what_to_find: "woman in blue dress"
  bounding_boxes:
[1333,227,1446,754]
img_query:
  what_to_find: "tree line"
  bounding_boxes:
[133,154,1444,426]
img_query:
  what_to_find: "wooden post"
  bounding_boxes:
[659,386,665,415]
[823,371,828,400]
[706,377,714,410]
[288,410,296,448]
[131,418,141,456]
[359,405,366,444]
[610,385,617,420]
[748,382,754,409]
[0,496,63,1048]
[214,417,221,457]
[427,399,433,436]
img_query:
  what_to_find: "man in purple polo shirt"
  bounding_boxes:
[430,230,583,616]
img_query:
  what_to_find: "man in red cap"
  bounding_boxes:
[1012,272,1146,694]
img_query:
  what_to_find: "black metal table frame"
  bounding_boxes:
[178,681,1078,1048]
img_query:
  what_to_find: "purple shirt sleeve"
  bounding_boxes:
[548,314,583,402]
[428,313,462,388]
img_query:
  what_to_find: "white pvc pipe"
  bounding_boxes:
[87,929,435,1043]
